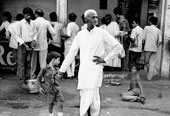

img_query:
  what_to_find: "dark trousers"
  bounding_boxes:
[17,43,32,83]
[129,51,141,70]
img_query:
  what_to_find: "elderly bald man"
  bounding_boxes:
[59,9,123,116]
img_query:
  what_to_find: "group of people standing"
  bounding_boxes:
[100,7,162,81]
[0,7,80,86]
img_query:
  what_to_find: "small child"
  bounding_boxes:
[120,66,145,104]
[37,52,64,116]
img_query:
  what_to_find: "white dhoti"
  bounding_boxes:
[79,88,100,116]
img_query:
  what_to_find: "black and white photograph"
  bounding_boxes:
[0,0,170,116]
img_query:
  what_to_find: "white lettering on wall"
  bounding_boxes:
[0,45,7,65]
[7,52,16,65]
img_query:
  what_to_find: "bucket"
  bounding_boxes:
[27,79,39,93]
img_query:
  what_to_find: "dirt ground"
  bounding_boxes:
[0,70,170,116]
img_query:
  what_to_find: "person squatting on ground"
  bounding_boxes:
[37,52,64,116]
[30,9,56,79]
[61,12,80,79]
[59,9,123,116]
[120,66,145,104]
[16,7,37,85]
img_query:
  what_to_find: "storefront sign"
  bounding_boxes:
[103,72,128,83]
[0,41,16,69]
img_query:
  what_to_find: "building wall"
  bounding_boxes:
[140,0,148,28]
[68,0,118,27]
[0,0,56,22]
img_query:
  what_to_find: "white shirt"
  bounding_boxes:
[103,21,120,38]
[33,17,56,51]
[51,22,63,48]
[143,25,162,52]
[129,25,143,52]
[65,22,79,45]
[8,21,23,49]
[17,19,37,44]
[0,21,10,38]
[60,27,122,89]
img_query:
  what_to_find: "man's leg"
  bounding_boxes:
[129,51,136,68]
[121,91,137,101]
[144,51,152,72]
[80,89,93,116]
[25,49,33,82]
[17,45,26,82]
[39,49,47,72]
[90,88,100,116]
[30,51,38,78]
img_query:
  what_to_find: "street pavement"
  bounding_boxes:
[0,70,170,116]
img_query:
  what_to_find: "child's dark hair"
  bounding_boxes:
[47,51,61,64]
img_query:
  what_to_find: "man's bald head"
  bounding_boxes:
[84,9,97,19]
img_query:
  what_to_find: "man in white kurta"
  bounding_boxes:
[31,9,56,78]
[59,9,122,116]
[17,7,37,84]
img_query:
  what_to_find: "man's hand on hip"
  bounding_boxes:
[93,56,106,64]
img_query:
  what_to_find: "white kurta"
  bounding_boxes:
[60,27,122,89]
